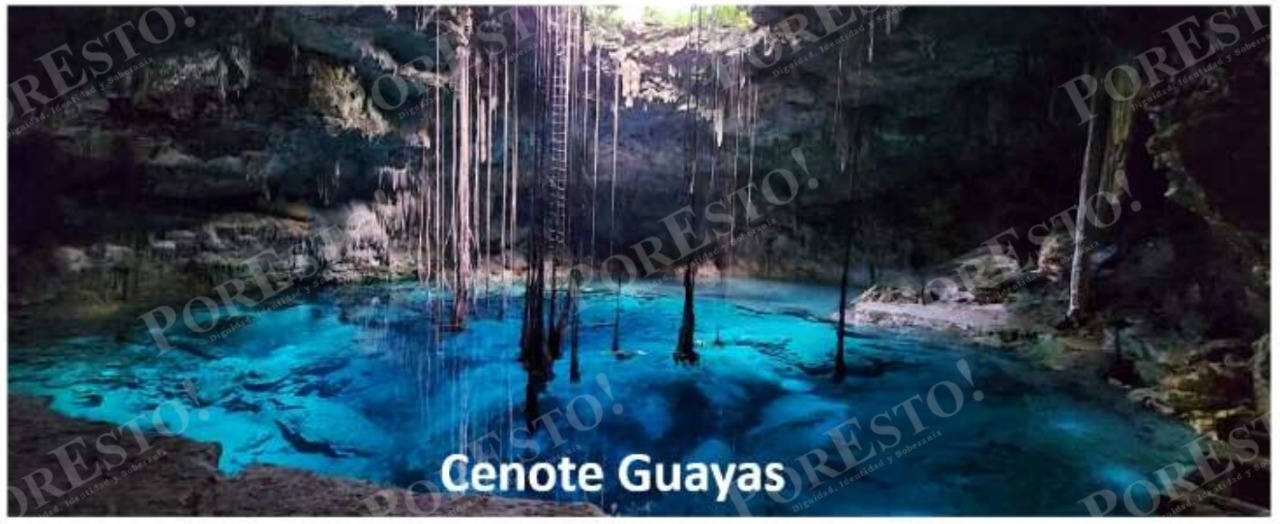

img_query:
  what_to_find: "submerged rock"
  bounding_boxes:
[70,385,104,407]
[295,376,352,398]
[291,357,348,377]
[241,368,292,392]
[845,356,911,378]
[272,398,391,457]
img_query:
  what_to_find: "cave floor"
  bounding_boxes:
[10,277,1199,515]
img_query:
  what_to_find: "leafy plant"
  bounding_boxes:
[643,6,752,28]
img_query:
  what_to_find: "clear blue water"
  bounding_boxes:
[10,277,1195,515]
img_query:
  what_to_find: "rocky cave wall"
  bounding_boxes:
[7,6,1270,351]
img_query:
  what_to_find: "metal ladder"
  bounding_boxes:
[545,8,571,265]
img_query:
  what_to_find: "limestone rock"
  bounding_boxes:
[7,395,600,516]
[1035,230,1071,283]
[1251,334,1269,414]
[856,283,919,305]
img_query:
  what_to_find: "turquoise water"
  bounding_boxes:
[10,277,1196,515]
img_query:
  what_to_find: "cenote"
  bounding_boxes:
[7,4,1269,518]
[11,278,1201,515]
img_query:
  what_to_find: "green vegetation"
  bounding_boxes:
[585,6,753,29]
[643,6,752,28]
[585,6,624,30]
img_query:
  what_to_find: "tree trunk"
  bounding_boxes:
[452,10,474,328]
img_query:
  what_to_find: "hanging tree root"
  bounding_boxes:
[670,265,701,363]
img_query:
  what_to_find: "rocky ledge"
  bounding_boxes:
[850,300,1016,336]
[7,396,601,517]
